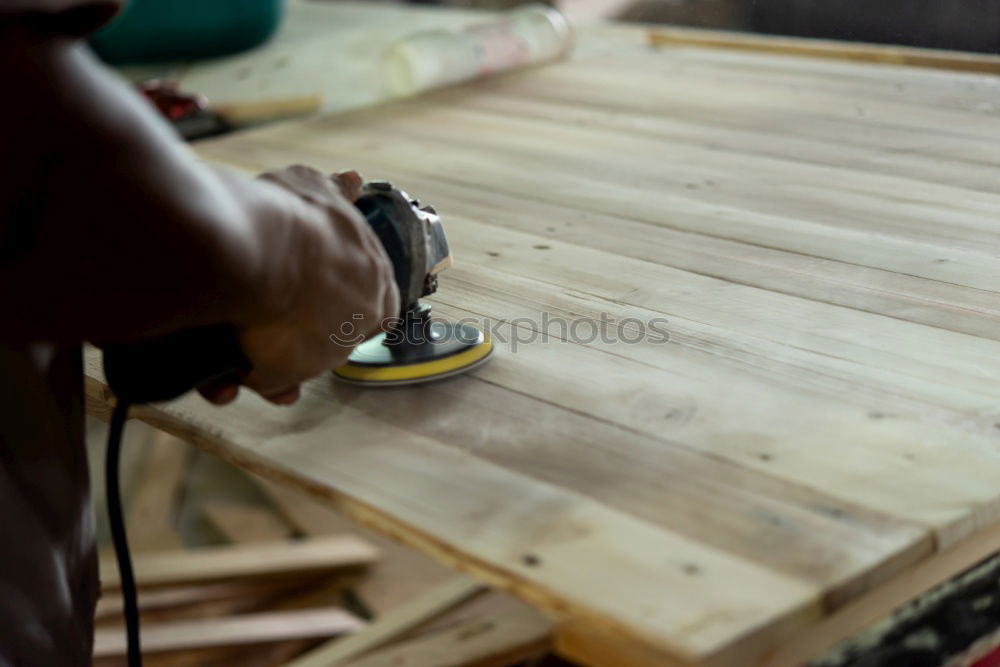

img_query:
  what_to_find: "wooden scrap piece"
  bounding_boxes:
[202,501,294,543]
[255,478,457,614]
[345,606,553,667]
[286,575,485,667]
[100,535,379,590]
[94,581,279,622]
[647,25,1000,75]
[125,429,192,552]
[92,607,365,657]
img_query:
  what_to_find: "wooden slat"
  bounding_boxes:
[202,501,293,543]
[286,576,485,667]
[255,478,459,614]
[94,581,279,622]
[256,477,555,664]
[92,608,364,657]
[344,606,552,667]
[126,430,191,551]
[647,26,1000,76]
[84,23,1000,667]
[99,535,379,590]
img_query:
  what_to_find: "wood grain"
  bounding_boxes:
[99,536,379,590]
[125,430,191,551]
[647,26,1000,76]
[286,576,484,667]
[202,501,293,543]
[255,477,460,614]
[86,24,1000,667]
[94,581,278,622]
[92,608,364,657]
[343,606,552,667]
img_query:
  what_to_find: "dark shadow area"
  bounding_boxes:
[615,0,1000,53]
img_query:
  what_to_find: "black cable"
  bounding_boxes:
[106,400,142,667]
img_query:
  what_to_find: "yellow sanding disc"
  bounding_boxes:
[334,316,493,387]
[334,336,493,386]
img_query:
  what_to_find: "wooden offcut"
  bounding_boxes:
[254,477,460,614]
[85,22,1000,667]
[647,25,1000,75]
[94,581,277,621]
[99,536,379,590]
[346,606,553,667]
[286,575,484,666]
[92,607,364,657]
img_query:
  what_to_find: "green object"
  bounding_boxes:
[91,0,284,65]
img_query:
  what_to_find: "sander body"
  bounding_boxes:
[333,181,492,386]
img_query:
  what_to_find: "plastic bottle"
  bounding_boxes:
[383,4,573,97]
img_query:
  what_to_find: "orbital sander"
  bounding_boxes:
[103,179,491,403]
[334,181,492,386]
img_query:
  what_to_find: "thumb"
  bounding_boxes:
[332,170,363,202]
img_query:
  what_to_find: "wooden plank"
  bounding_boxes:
[83,23,1000,666]
[99,535,379,590]
[86,367,820,666]
[760,518,1000,667]
[250,480,550,664]
[647,25,1000,76]
[95,581,278,622]
[254,477,459,614]
[202,501,293,543]
[286,576,485,666]
[344,606,553,667]
[126,429,191,551]
[92,607,365,657]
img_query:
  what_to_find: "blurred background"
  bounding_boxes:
[513,0,1000,52]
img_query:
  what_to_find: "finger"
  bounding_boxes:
[383,279,401,320]
[264,385,301,406]
[262,165,345,207]
[198,381,240,405]
[332,170,363,202]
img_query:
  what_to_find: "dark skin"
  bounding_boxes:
[0,20,400,403]
[0,6,403,662]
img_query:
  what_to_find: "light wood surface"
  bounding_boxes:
[125,430,191,551]
[344,606,553,667]
[92,607,364,657]
[99,536,379,590]
[287,575,484,667]
[254,476,463,614]
[85,20,1000,667]
[94,581,277,622]
[647,26,1000,76]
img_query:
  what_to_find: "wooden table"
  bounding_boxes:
[87,20,1000,667]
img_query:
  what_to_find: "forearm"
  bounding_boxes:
[0,30,306,343]
[0,165,301,345]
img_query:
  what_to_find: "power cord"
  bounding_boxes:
[101,323,250,667]
[106,400,142,667]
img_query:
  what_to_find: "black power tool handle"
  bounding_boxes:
[103,324,250,405]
